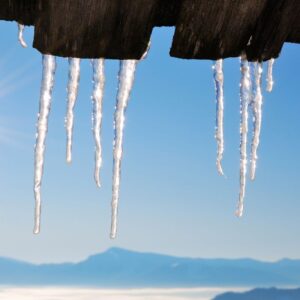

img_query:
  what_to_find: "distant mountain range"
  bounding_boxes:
[1,247,300,287]
[214,287,300,300]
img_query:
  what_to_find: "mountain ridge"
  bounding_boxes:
[1,247,300,287]
[213,287,300,300]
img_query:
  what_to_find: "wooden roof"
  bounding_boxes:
[1,0,299,61]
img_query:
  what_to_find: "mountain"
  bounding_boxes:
[1,247,300,287]
[213,287,300,300]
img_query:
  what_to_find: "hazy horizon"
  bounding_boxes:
[0,287,246,300]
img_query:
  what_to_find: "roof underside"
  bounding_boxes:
[1,0,300,61]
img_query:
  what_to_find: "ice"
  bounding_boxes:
[266,58,275,92]
[213,59,225,176]
[111,60,138,239]
[18,24,27,48]
[250,63,263,181]
[33,55,56,234]
[236,57,251,218]
[91,59,105,188]
[66,58,81,164]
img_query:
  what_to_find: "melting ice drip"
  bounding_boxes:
[111,60,138,239]
[66,58,81,164]
[18,24,27,48]
[33,55,56,234]
[213,59,225,176]
[236,57,251,218]
[250,63,263,181]
[91,59,105,188]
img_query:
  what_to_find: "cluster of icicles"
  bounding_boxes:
[18,26,141,238]
[34,56,137,238]
[18,25,274,238]
[213,57,274,218]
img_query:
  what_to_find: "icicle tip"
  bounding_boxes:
[33,227,40,235]
[217,161,224,176]
[18,24,28,48]
[33,198,41,235]
[66,156,72,165]
[235,205,244,218]
[94,176,101,188]
[250,169,256,181]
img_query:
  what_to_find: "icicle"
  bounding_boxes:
[111,60,138,239]
[141,41,151,60]
[266,58,275,92]
[66,58,81,164]
[236,57,251,218]
[91,59,105,188]
[18,23,27,48]
[250,63,263,181]
[213,59,225,176]
[33,55,56,234]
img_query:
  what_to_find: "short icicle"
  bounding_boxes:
[66,58,81,164]
[266,58,275,92]
[18,23,27,48]
[213,59,225,176]
[91,59,105,188]
[250,63,263,181]
[33,55,56,234]
[111,60,138,239]
[236,57,251,218]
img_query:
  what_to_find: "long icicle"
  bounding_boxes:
[250,63,263,181]
[213,59,225,176]
[18,23,27,48]
[92,59,105,188]
[33,55,56,234]
[111,60,138,239]
[66,58,81,164]
[266,58,275,92]
[236,57,251,218]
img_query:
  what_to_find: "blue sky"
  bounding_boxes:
[0,22,299,264]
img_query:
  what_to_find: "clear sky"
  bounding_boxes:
[0,22,299,264]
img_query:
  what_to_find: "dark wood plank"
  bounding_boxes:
[0,0,299,61]
[154,0,181,27]
[246,0,300,61]
[33,0,159,59]
[0,0,36,25]
[170,0,268,60]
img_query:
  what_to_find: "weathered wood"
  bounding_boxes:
[33,0,159,59]
[0,0,36,25]
[170,0,268,60]
[154,0,181,27]
[246,0,300,61]
[0,0,299,61]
